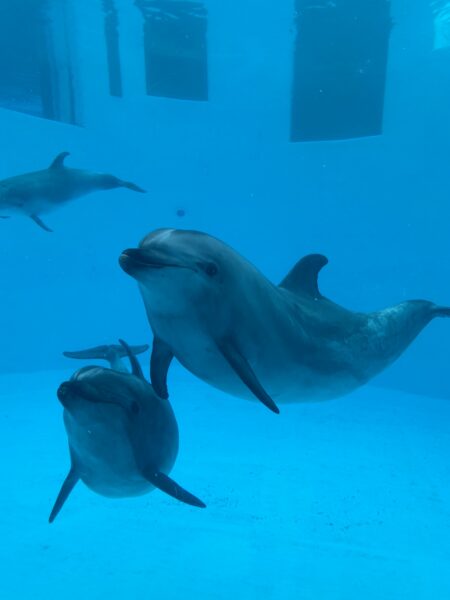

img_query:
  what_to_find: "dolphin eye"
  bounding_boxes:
[131,401,140,414]
[205,263,218,277]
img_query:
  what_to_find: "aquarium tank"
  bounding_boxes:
[1,0,449,598]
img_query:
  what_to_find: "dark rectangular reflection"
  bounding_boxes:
[291,0,392,142]
[136,0,208,101]
[103,0,123,97]
[0,0,78,124]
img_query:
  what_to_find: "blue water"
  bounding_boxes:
[1,1,450,598]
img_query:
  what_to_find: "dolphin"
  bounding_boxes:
[63,342,149,373]
[119,228,450,414]
[0,152,146,232]
[49,339,205,523]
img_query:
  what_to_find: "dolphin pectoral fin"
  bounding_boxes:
[49,466,79,523]
[279,253,328,299]
[217,340,280,414]
[150,338,173,399]
[49,151,70,169]
[144,470,206,508]
[31,214,53,232]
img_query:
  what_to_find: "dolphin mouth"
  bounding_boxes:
[57,380,124,411]
[119,248,192,273]
[58,380,99,405]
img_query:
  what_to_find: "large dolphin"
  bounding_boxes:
[63,342,149,373]
[49,340,205,523]
[0,152,146,232]
[119,228,450,414]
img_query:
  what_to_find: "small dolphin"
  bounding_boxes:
[49,340,205,523]
[63,342,149,373]
[120,228,450,414]
[0,152,146,232]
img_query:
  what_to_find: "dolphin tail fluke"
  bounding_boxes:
[433,306,450,318]
[64,343,149,372]
[63,344,149,360]
[99,174,146,193]
[49,466,79,523]
[121,180,147,193]
[64,345,112,361]
[144,470,206,508]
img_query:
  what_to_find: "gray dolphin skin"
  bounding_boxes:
[49,340,205,523]
[0,152,146,232]
[119,228,450,414]
[63,343,149,372]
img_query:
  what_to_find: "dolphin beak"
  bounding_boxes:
[119,248,190,275]
[57,380,93,405]
[119,248,153,275]
[58,379,127,412]
[57,381,73,407]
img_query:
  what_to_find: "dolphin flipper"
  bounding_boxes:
[150,338,174,399]
[143,470,206,508]
[217,339,280,414]
[31,214,53,232]
[49,466,79,523]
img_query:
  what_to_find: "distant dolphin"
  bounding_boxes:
[49,340,205,523]
[63,342,149,373]
[120,228,450,414]
[0,152,146,232]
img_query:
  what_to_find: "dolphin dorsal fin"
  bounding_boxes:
[279,254,328,299]
[49,151,70,169]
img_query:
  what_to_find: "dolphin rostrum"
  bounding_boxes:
[119,228,450,414]
[63,342,149,373]
[49,339,205,523]
[0,152,146,231]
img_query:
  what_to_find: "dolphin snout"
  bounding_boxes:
[57,381,72,406]
[119,247,186,274]
[119,248,148,274]
[57,380,85,408]
[57,379,98,406]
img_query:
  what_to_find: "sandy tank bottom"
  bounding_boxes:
[0,363,449,600]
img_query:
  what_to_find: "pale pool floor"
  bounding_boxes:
[1,365,449,599]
